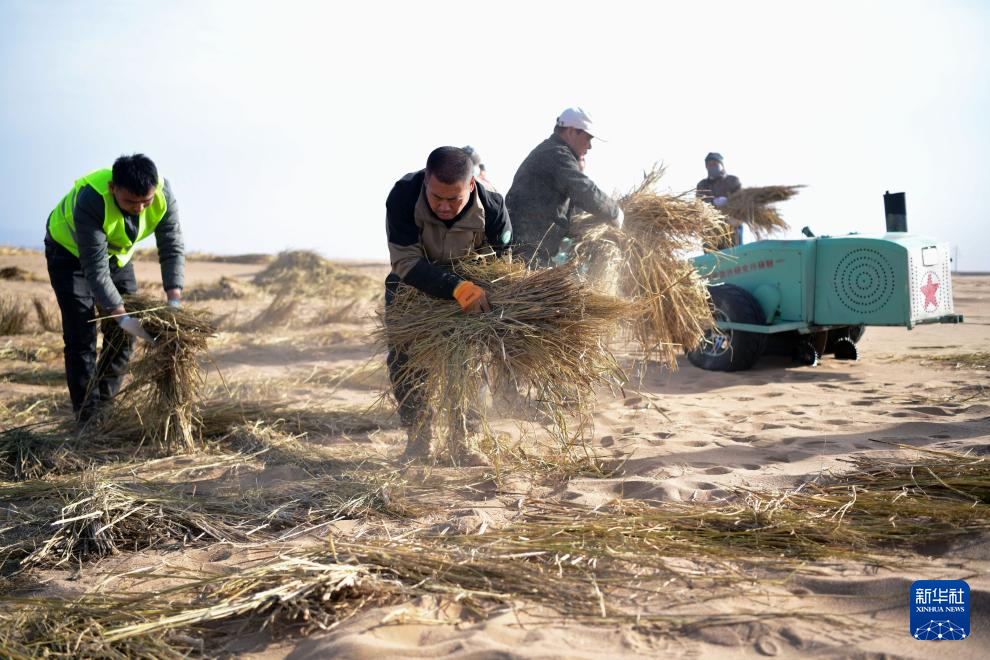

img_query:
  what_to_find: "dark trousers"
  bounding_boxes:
[384,273,428,428]
[45,241,138,416]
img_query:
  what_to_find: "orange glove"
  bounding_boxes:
[453,280,490,313]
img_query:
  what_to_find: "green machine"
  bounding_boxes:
[688,193,963,371]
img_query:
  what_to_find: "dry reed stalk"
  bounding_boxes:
[377,256,628,451]
[721,185,803,238]
[0,297,31,335]
[32,297,60,332]
[91,296,216,454]
[572,167,724,367]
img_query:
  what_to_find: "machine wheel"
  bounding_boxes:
[833,337,859,361]
[794,340,820,367]
[688,284,767,372]
[825,325,866,353]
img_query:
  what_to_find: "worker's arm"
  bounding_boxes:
[74,185,127,313]
[696,179,714,203]
[385,186,462,300]
[724,175,742,196]
[154,179,185,303]
[550,148,620,223]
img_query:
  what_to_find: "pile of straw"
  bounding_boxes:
[253,250,376,298]
[721,185,803,238]
[378,256,628,449]
[92,296,217,453]
[572,167,725,367]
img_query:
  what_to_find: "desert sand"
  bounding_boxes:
[1,249,987,659]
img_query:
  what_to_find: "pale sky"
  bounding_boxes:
[2,0,988,270]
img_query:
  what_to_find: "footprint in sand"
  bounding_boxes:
[823,418,855,426]
[701,466,732,475]
[684,440,709,447]
[906,406,954,416]
[741,464,761,471]
[653,431,676,439]
[765,391,786,397]
[600,435,615,447]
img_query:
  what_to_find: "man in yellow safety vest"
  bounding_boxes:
[44,153,185,423]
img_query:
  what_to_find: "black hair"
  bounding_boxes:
[425,147,474,184]
[112,154,159,195]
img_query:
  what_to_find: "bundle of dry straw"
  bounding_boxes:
[572,167,725,368]
[92,296,216,453]
[378,256,628,447]
[721,185,803,238]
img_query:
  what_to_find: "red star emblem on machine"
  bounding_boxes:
[920,271,940,312]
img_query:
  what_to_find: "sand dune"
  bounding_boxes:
[1,251,987,658]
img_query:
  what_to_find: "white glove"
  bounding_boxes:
[612,208,625,229]
[167,299,181,308]
[118,315,155,344]
[713,196,728,207]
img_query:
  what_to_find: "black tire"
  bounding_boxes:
[688,284,767,372]
[793,341,820,367]
[825,325,866,354]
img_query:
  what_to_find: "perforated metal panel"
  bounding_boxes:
[832,248,897,314]
[908,244,954,322]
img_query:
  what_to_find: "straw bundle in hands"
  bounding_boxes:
[721,185,803,238]
[572,167,725,368]
[378,256,628,448]
[93,296,216,453]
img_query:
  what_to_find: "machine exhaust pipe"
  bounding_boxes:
[884,191,907,232]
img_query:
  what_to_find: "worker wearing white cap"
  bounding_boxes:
[506,107,623,266]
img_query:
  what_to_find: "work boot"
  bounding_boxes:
[400,424,433,464]
[447,425,490,467]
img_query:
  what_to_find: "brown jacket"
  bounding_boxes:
[385,170,512,300]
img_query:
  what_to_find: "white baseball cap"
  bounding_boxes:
[556,107,605,140]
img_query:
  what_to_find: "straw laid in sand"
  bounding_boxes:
[91,296,217,453]
[378,256,628,449]
[721,185,803,238]
[3,452,985,655]
[572,167,724,368]
[0,467,414,571]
